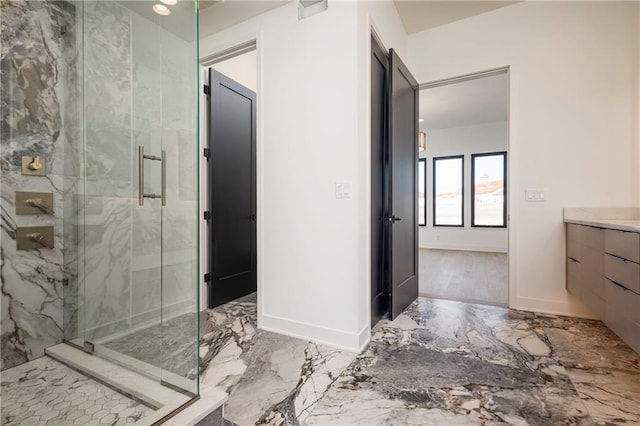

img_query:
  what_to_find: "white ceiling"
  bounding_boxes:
[393,1,518,34]
[420,73,509,131]
[198,1,520,39]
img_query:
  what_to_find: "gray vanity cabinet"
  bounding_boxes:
[566,224,606,319]
[603,229,640,351]
[566,224,640,353]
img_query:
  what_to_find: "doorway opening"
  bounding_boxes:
[418,69,510,307]
[200,42,258,310]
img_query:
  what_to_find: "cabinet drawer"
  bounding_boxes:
[605,278,640,324]
[567,238,581,262]
[566,257,581,296]
[604,254,640,293]
[582,287,605,319]
[583,226,605,250]
[567,224,582,243]
[583,271,605,299]
[581,246,604,275]
[605,303,640,352]
[605,229,640,263]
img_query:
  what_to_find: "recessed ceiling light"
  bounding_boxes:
[418,118,425,123]
[160,0,177,5]
[152,4,170,15]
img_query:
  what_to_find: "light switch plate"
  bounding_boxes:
[525,189,546,202]
[335,181,352,199]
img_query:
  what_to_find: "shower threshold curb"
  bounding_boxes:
[46,344,227,425]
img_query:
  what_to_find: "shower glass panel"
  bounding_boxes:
[64,0,199,397]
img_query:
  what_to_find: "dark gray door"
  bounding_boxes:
[387,49,419,320]
[207,68,256,308]
[371,37,389,327]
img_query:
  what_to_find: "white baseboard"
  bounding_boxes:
[261,314,368,353]
[511,296,597,319]
[419,243,507,253]
[358,325,370,353]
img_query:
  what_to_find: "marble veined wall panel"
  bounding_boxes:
[0,0,78,370]
[160,16,199,319]
[80,0,134,341]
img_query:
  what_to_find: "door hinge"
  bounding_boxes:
[204,211,211,222]
[204,273,211,283]
[203,85,211,95]
[203,148,210,160]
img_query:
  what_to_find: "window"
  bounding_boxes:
[433,155,464,227]
[418,159,426,226]
[472,152,507,227]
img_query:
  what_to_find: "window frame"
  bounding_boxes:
[471,151,507,228]
[432,155,465,228]
[418,158,427,227]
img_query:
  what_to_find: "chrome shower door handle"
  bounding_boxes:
[138,145,165,206]
[161,150,166,206]
[138,145,145,206]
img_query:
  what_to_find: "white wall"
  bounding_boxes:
[419,121,508,252]
[199,0,407,351]
[408,1,639,317]
[202,1,361,350]
[210,50,257,92]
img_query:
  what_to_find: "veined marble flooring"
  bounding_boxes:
[201,294,640,425]
[199,294,357,425]
[0,356,154,425]
[3,295,638,425]
[100,312,199,380]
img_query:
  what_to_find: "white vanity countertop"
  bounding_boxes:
[564,208,640,233]
[564,218,640,233]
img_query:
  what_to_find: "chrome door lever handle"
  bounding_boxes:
[387,216,402,223]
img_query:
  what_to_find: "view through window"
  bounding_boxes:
[433,156,463,226]
[472,152,506,227]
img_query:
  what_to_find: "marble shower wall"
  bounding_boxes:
[0,0,79,370]
[1,0,199,372]
[80,2,199,344]
[80,0,135,342]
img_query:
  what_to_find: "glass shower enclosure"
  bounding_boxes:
[63,0,200,399]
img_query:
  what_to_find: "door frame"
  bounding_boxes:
[417,67,512,307]
[199,37,263,322]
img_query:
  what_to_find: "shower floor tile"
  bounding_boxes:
[0,356,154,425]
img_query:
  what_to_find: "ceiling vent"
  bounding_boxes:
[298,0,327,20]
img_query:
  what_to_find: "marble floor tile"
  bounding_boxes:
[0,356,154,425]
[199,294,357,425]
[5,294,638,426]
[201,295,639,425]
[541,318,640,424]
[99,311,199,380]
[307,298,592,425]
